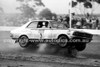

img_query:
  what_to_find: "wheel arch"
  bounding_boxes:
[19,34,29,39]
[58,34,69,40]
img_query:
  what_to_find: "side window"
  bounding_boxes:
[50,21,58,28]
[37,22,43,28]
[37,21,49,28]
[52,23,67,29]
[58,24,64,28]
[51,23,57,28]
[27,22,37,28]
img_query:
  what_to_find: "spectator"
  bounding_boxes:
[81,18,86,27]
[75,18,82,29]
[96,18,99,29]
[72,18,77,28]
[65,15,70,25]
[85,17,91,29]
[62,17,69,28]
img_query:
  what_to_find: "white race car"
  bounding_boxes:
[10,20,93,55]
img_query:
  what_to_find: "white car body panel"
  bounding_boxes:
[11,28,73,39]
[10,20,92,42]
[50,29,72,39]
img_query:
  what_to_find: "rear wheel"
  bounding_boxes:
[18,35,30,48]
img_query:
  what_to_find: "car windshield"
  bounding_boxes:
[27,21,38,28]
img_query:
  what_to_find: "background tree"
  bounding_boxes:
[0,7,4,13]
[72,0,100,16]
[16,0,45,19]
[38,8,57,20]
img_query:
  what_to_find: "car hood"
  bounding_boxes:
[10,27,24,34]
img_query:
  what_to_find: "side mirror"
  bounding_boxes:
[49,27,52,28]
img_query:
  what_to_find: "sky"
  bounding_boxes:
[0,0,70,14]
[0,0,100,14]
[0,0,20,13]
[42,0,70,14]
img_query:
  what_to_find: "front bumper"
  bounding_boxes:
[10,34,18,43]
[72,31,93,43]
[71,36,92,43]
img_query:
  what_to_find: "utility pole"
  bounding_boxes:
[69,0,72,29]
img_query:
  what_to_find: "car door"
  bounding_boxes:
[50,21,69,39]
[27,21,41,39]
[42,28,53,39]
[37,21,53,39]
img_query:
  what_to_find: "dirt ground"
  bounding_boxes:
[0,31,100,67]
[0,59,99,67]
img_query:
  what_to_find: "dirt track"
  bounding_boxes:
[0,52,100,67]
[0,31,100,67]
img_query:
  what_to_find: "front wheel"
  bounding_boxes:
[18,35,30,48]
[75,43,86,51]
[58,36,69,48]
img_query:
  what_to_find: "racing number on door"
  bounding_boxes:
[38,29,44,39]
[37,21,49,39]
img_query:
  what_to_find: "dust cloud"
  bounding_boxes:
[34,43,69,57]
[36,43,59,54]
[37,43,47,53]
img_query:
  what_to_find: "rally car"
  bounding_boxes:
[10,20,93,55]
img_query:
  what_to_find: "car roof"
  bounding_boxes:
[32,20,54,22]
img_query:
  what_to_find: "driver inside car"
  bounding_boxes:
[42,22,47,28]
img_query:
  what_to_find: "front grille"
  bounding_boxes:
[73,31,93,39]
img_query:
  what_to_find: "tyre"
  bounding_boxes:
[58,35,69,48]
[75,43,86,51]
[18,35,30,48]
